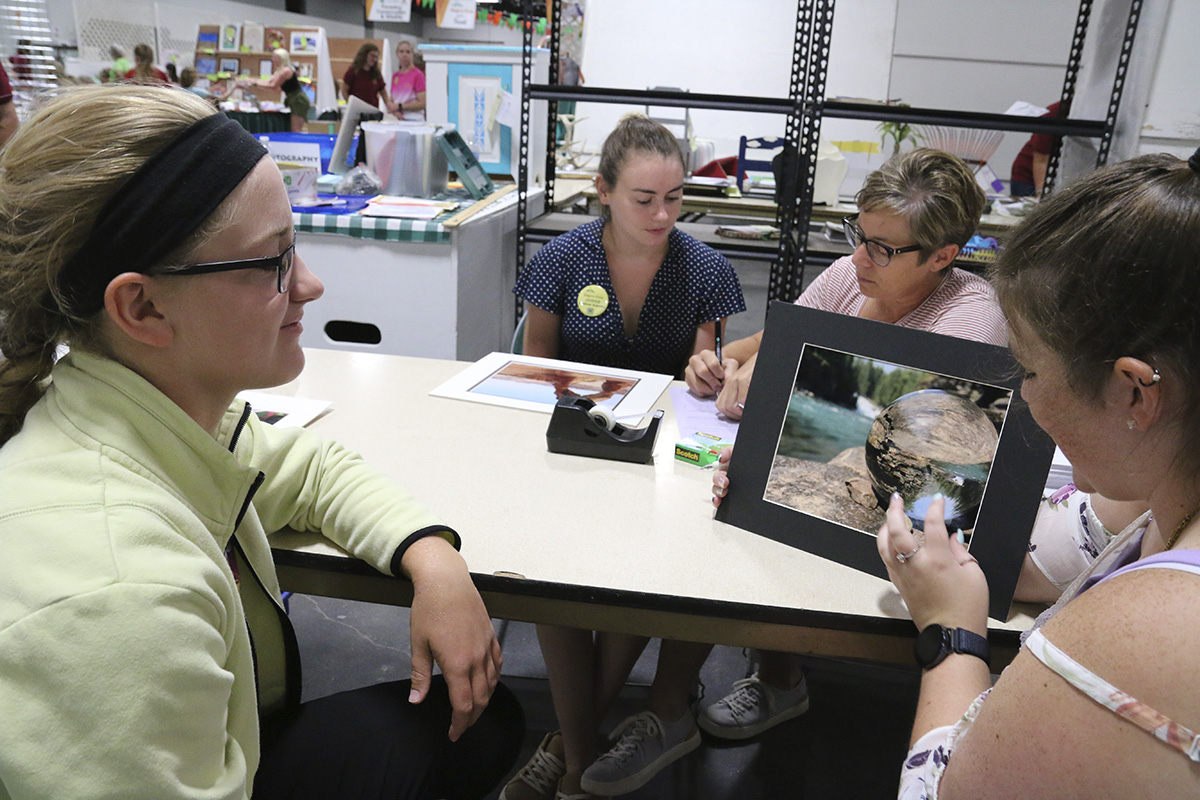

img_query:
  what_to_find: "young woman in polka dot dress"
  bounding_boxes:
[501,116,744,800]
[514,113,745,378]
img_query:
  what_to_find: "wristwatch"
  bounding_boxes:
[914,624,991,670]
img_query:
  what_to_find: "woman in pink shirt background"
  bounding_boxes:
[388,40,426,121]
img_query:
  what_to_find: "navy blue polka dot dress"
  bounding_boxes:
[514,219,746,377]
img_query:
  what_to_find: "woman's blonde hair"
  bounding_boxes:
[0,85,221,444]
[273,48,292,68]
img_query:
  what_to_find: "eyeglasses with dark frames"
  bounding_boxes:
[151,242,296,293]
[842,215,922,267]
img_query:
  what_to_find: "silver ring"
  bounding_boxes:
[895,543,921,563]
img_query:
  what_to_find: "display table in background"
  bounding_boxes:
[294,187,541,360]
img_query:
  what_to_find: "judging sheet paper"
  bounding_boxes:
[669,386,740,442]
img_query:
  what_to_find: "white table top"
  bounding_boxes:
[270,349,1038,665]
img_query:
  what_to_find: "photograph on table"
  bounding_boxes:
[716,303,1054,620]
[236,391,333,429]
[430,352,673,418]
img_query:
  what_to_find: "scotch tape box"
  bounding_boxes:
[674,431,734,467]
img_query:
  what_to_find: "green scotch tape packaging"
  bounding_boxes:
[674,431,734,467]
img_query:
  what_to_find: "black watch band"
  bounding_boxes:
[914,624,991,671]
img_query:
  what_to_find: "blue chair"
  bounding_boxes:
[511,311,528,354]
[737,136,786,192]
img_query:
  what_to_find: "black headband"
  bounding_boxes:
[57,113,268,315]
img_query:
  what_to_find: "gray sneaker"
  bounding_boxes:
[499,730,566,800]
[579,710,701,795]
[698,673,810,740]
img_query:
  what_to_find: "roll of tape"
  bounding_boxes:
[588,405,616,431]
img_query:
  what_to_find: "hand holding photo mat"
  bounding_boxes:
[715,303,1054,621]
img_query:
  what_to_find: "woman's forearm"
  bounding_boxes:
[910,653,992,747]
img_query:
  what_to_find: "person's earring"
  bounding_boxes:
[1127,419,1137,430]
[1138,368,1161,387]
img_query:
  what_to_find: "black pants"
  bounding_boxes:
[254,678,524,800]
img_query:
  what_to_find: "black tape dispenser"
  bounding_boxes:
[545,396,663,464]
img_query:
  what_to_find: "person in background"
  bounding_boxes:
[239,49,308,133]
[101,43,131,83]
[515,113,744,378]
[886,148,1200,799]
[123,43,169,86]
[388,39,426,121]
[1009,101,1063,197]
[341,42,389,110]
[501,114,744,800]
[165,62,178,84]
[659,149,1004,781]
[0,63,17,149]
[9,39,33,82]
[180,66,234,105]
[687,148,1006,420]
[0,84,524,800]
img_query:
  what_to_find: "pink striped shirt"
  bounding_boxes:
[795,256,1008,346]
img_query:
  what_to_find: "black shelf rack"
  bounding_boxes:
[513,0,1142,317]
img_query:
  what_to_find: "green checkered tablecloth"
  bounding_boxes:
[293,212,451,243]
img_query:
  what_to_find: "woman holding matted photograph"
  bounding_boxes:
[881,149,1200,799]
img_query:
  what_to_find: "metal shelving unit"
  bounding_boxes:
[513,0,1141,316]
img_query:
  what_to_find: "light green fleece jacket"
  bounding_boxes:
[0,352,456,799]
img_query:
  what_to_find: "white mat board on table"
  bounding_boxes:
[429,352,672,417]
[238,391,332,428]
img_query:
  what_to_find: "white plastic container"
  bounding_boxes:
[361,121,449,197]
[813,139,849,206]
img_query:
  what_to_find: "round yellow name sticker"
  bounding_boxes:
[577,284,610,317]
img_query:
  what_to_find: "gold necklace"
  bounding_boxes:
[1164,500,1200,550]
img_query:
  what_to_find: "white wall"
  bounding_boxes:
[571,0,895,167]
[572,0,1196,187]
[889,0,1080,179]
[1138,0,1199,158]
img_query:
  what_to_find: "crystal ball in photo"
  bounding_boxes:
[864,389,998,531]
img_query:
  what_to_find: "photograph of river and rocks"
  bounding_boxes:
[763,345,1011,541]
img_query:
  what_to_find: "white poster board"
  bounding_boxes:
[456,74,501,162]
[430,353,673,418]
[436,0,477,29]
[366,0,412,24]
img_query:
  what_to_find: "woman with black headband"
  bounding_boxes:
[0,85,522,799]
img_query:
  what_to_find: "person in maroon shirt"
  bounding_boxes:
[0,63,18,149]
[123,43,169,86]
[340,42,389,109]
[1010,101,1062,197]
